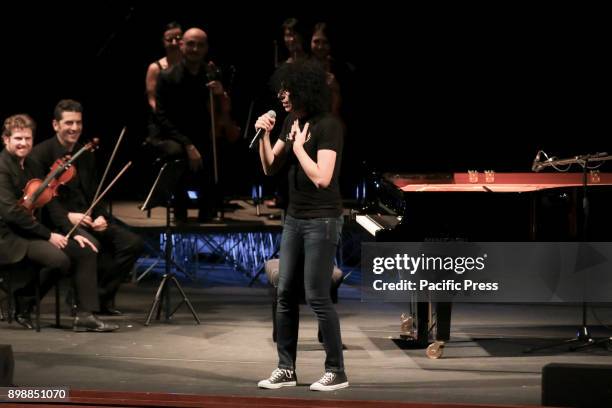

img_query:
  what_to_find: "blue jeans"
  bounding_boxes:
[276,214,345,373]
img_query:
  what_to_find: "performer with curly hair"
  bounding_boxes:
[255,60,348,392]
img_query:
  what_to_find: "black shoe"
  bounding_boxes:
[13,294,34,330]
[96,306,123,316]
[73,312,119,332]
[14,313,34,330]
[310,371,349,391]
[97,298,123,316]
[257,368,298,389]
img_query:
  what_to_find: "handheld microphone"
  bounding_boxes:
[249,110,276,150]
[531,150,542,172]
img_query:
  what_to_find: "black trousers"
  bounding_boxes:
[148,138,217,220]
[17,239,99,312]
[77,224,144,305]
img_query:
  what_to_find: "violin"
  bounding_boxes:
[19,138,99,213]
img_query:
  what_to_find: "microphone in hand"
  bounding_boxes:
[249,110,276,150]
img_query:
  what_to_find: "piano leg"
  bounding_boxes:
[399,313,415,339]
[435,302,452,341]
[397,303,430,348]
[426,302,453,359]
[426,341,445,359]
[396,300,453,356]
[416,302,430,346]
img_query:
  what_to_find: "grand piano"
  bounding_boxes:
[357,171,612,242]
[356,171,612,357]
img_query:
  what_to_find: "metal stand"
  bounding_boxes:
[526,152,612,353]
[140,161,200,326]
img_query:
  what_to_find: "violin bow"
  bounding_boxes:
[209,90,219,184]
[66,161,132,239]
[93,126,126,204]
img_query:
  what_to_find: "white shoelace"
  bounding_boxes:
[317,372,335,385]
[270,368,293,381]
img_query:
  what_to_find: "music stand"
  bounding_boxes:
[140,159,200,326]
[525,152,612,353]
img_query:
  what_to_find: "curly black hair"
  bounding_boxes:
[270,59,331,116]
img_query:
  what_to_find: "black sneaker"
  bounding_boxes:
[309,371,349,391]
[257,368,297,389]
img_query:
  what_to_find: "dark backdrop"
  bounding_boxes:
[1,4,608,200]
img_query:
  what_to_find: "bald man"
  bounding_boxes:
[153,27,229,223]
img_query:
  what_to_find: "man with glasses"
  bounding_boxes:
[153,27,230,223]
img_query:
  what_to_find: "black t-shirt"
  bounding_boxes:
[279,112,343,218]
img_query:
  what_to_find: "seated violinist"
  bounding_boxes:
[31,100,144,316]
[0,113,118,332]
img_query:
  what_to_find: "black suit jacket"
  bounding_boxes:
[0,149,51,264]
[30,136,109,234]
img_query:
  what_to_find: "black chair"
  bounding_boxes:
[264,258,348,343]
[0,260,60,332]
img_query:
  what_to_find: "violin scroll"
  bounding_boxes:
[85,137,99,152]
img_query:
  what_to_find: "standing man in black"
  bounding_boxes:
[31,100,144,316]
[154,27,230,222]
[0,113,117,332]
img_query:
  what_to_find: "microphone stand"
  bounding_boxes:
[525,152,612,353]
[140,160,201,326]
[532,152,612,172]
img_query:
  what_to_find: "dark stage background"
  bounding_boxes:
[0,4,608,200]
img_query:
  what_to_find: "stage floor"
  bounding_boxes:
[111,200,283,231]
[3,276,612,406]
